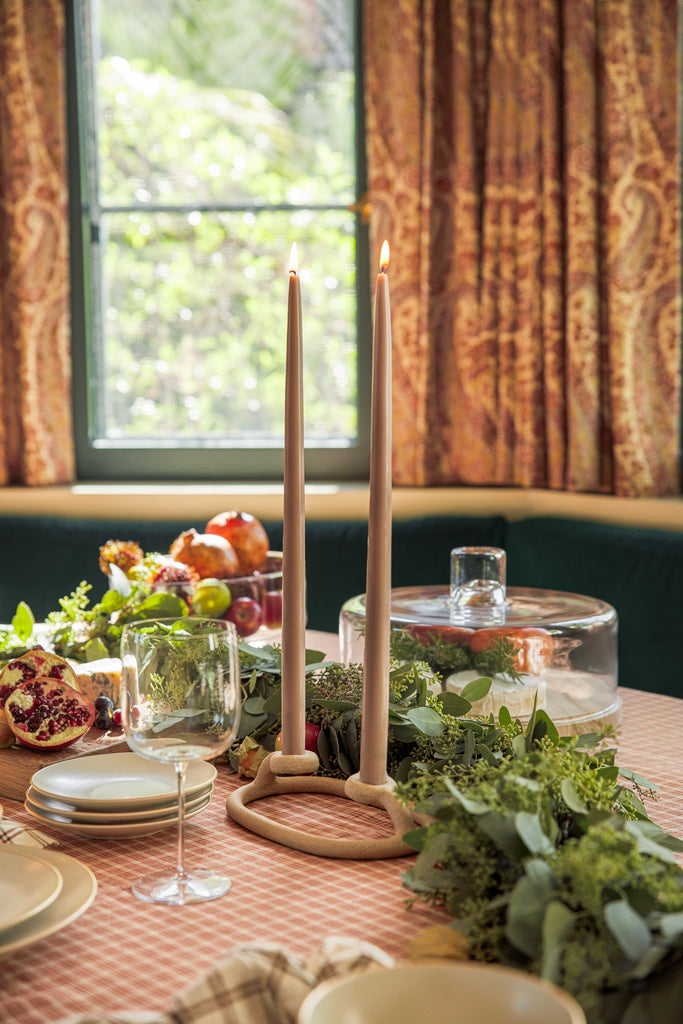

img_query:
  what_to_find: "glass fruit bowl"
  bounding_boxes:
[148,551,283,644]
[339,546,620,735]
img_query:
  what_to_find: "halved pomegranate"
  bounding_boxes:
[0,648,81,698]
[0,650,82,749]
[5,677,95,751]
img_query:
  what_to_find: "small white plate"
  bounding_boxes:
[0,847,97,961]
[31,752,218,809]
[26,783,213,822]
[0,849,63,932]
[24,791,212,838]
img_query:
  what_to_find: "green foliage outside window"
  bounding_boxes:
[82,0,360,449]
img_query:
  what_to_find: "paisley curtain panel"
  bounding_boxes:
[0,0,74,486]
[365,0,680,496]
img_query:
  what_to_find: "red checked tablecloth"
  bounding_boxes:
[1,632,682,1024]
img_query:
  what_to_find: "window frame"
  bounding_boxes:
[66,0,371,483]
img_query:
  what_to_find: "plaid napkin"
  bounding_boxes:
[55,936,394,1024]
[0,817,59,848]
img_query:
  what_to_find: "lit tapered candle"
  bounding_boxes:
[359,240,392,786]
[280,243,306,756]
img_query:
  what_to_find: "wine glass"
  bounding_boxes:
[120,617,241,905]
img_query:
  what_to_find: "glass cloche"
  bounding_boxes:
[339,546,620,735]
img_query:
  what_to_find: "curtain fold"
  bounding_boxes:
[0,0,74,485]
[365,0,680,496]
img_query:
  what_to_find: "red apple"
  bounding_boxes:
[205,510,270,576]
[224,596,263,637]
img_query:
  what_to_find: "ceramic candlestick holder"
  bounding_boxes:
[225,749,414,860]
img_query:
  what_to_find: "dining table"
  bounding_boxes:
[1,630,683,1024]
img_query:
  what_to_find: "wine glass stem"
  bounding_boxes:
[175,761,188,883]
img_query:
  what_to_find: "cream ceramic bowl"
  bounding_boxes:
[297,962,586,1024]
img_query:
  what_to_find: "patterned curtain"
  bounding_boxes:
[364,0,680,496]
[0,0,74,485]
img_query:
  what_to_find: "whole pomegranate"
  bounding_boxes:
[0,649,81,749]
[6,677,95,751]
[169,528,240,579]
[205,510,270,575]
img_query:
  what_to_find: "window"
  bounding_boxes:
[67,0,370,482]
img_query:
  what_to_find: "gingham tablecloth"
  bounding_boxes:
[1,632,682,1024]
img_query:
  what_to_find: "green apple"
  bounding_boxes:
[191,578,232,617]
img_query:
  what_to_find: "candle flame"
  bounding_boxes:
[379,240,390,272]
[289,243,299,274]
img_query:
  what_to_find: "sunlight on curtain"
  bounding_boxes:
[365,0,680,496]
[0,0,74,485]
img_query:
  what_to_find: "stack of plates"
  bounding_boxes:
[24,752,216,838]
[0,846,97,960]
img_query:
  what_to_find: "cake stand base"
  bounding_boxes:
[225,751,414,859]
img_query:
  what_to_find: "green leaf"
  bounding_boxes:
[624,820,679,863]
[317,727,333,770]
[463,726,475,766]
[243,696,266,715]
[506,875,548,958]
[401,827,427,852]
[11,601,34,642]
[511,733,527,759]
[596,764,619,784]
[443,781,491,815]
[315,699,359,712]
[619,767,659,793]
[391,724,420,743]
[618,788,650,820]
[477,811,528,860]
[515,811,555,854]
[657,910,683,940]
[236,710,267,738]
[262,690,282,713]
[303,647,327,664]
[604,899,652,962]
[525,858,554,889]
[475,741,500,767]
[135,592,188,617]
[99,588,128,613]
[337,749,354,776]
[437,691,472,716]
[560,778,589,814]
[630,819,683,852]
[84,637,110,661]
[497,704,512,727]
[575,731,606,749]
[540,901,576,984]
[532,709,559,746]
[460,676,492,703]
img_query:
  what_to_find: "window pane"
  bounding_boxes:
[72,0,366,478]
[95,209,358,444]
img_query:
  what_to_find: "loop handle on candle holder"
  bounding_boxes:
[226,751,414,860]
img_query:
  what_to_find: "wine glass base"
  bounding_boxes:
[131,869,232,905]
